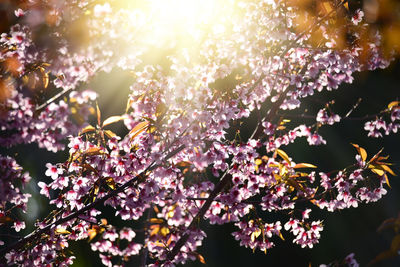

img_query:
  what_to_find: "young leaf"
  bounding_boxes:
[250,228,262,242]
[74,147,105,161]
[388,101,400,110]
[82,164,98,174]
[384,174,392,189]
[255,158,263,166]
[255,158,263,172]
[104,130,117,139]
[55,227,71,235]
[85,147,105,156]
[96,102,101,126]
[197,253,206,264]
[92,184,99,202]
[129,121,149,141]
[160,226,170,236]
[166,235,173,246]
[153,241,165,247]
[87,227,98,242]
[149,218,164,224]
[369,148,384,164]
[286,178,305,192]
[104,177,116,190]
[149,224,160,236]
[381,164,397,176]
[155,102,167,118]
[276,125,286,130]
[351,143,367,162]
[278,231,285,241]
[293,163,317,169]
[125,98,134,113]
[0,216,13,223]
[276,149,290,163]
[42,72,49,89]
[369,165,385,176]
[80,125,96,134]
[102,115,127,127]
[176,161,192,167]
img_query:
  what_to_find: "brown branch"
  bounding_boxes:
[35,88,72,113]
[166,169,231,261]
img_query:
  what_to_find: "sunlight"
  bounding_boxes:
[111,0,238,48]
[146,0,228,36]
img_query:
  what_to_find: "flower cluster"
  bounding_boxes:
[317,108,341,125]
[364,102,400,137]
[0,156,31,236]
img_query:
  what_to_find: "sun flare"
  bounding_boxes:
[144,0,232,35]
[107,0,239,49]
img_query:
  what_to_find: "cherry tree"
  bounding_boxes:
[0,0,399,266]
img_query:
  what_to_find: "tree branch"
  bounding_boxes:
[0,145,186,256]
[35,88,73,113]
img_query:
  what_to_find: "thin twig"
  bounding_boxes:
[344,98,362,118]
[35,88,72,113]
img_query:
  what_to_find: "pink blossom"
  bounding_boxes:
[352,9,364,25]
[14,9,25,17]
[13,221,25,232]
[38,181,50,198]
[45,163,63,179]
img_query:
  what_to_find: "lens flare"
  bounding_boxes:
[109,0,238,49]
[145,0,230,37]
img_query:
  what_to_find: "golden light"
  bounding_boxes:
[108,0,239,51]
[144,0,232,38]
